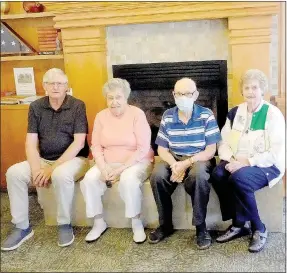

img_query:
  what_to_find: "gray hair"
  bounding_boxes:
[240,69,268,94]
[43,68,68,84]
[102,78,131,99]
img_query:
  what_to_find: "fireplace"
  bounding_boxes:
[113,60,228,154]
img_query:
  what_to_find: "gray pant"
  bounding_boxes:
[150,159,215,229]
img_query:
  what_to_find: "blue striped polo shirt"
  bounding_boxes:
[155,104,222,156]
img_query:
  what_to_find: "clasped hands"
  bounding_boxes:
[225,156,250,173]
[101,164,125,185]
[170,160,190,183]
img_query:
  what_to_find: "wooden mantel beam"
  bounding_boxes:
[41,2,280,28]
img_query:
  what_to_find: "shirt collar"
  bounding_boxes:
[43,95,71,110]
[253,99,264,113]
[172,103,201,123]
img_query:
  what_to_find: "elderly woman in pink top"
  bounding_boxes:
[80,78,154,243]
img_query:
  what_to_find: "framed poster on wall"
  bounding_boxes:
[13,67,36,96]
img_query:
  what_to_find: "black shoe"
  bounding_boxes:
[148,226,174,244]
[196,230,211,250]
[216,225,250,243]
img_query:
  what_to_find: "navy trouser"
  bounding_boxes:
[211,160,280,229]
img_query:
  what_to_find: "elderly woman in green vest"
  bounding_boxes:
[211,69,285,253]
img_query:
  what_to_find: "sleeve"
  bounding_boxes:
[155,114,169,148]
[125,110,152,165]
[205,113,222,145]
[90,113,105,169]
[74,102,88,134]
[248,107,286,168]
[27,104,38,133]
[218,117,234,161]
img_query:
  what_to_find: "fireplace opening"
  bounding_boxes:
[113,60,228,155]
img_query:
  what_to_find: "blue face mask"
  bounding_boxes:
[175,97,194,113]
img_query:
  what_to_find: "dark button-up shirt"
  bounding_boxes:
[27,95,89,160]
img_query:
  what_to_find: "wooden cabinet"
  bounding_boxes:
[0,6,65,190]
[0,105,29,190]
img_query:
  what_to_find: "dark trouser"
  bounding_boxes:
[211,160,280,231]
[150,159,215,230]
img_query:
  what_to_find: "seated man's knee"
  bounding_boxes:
[185,162,210,192]
[6,162,29,185]
[190,161,210,181]
[51,166,73,185]
[150,162,170,187]
[6,164,20,180]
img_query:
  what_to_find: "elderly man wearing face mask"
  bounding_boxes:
[148,77,221,250]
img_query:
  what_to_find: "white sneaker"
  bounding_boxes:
[133,226,146,243]
[85,222,107,242]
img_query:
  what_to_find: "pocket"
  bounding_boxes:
[60,122,74,134]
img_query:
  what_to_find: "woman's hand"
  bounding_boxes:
[235,156,251,166]
[225,160,249,173]
[106,166,125,183]
[100,165,113,181]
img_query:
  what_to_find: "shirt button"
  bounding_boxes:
[266,173,269,176]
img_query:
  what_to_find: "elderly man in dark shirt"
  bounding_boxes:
[1,68,90,251]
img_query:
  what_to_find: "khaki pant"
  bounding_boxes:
[6,157,90,226]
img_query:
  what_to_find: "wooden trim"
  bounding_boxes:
[229,36,271,45]
[1,12,54,20]
[0,104,29,110]
[44,2,279,15]
[63,45,106,54]
[1,54,64,62]
[48,2,280,29]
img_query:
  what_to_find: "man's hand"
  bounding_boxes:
[33,166,53,188]
[171,160,189,176]
[170,170,185,183]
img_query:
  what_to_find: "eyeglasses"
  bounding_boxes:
[45,82,67,87]
[173,90,197,98]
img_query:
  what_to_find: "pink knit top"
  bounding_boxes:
[91,105,154,169]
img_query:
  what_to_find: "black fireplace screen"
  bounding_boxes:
[113,60,227,154]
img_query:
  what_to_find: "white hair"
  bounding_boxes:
[102,78,131,99]
[43,68,68,84]
[240,69,268,94]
